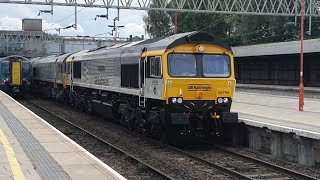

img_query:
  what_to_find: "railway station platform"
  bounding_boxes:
[232,91,320,139]
[236,83,320,99]
[0,90,125,180]
[232,90,320,166]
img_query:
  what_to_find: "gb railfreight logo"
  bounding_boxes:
[188,84,212,91]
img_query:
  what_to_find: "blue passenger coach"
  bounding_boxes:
[0,55,32,94]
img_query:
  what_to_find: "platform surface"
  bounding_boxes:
[232,92,320,139]
[0,90,125,180]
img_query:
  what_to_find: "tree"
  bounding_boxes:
[143,10,174,38]
[143,2,320,45]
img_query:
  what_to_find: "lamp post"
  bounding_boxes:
[299,0,305,111]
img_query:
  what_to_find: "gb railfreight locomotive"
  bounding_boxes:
[0,55,32,94]
[31,32,238,141]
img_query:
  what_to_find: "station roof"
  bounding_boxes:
[232,38,320,57]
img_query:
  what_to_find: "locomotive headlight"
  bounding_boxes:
[223,98,229,103]
[177,98,183,104]
[198,45,205,52]
[217,98,223,104]
[172,98,177,103]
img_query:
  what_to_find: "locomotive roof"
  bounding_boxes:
[120,31,231,53]
[32,55,58,64]
[71,31,230,62]
[0,55,30,62]
[145,31,231,51]
[56,53,73,63]
[36,32,231,63]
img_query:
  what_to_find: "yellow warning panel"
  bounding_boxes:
[12,62,21,85]
[0,129,26,180]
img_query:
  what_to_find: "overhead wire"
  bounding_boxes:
[43,5,88,31]
[41,3,320,41]
[65,1,144,37]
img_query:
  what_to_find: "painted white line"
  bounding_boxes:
[237,111,320,127]
[240,118,320,140]
[235,91,319,102]
[1,91,126,180]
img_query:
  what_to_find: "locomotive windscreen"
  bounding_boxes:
[168,53,231,77]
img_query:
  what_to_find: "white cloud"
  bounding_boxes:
[121,23,145,38]
[0,16,85,36]
[0,17,22,30]
[0,4,147,38]
[42,21,85,36]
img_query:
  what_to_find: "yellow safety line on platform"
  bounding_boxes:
[0,129,25,180]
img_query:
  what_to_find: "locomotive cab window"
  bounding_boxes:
[149,57,162,78]
[203,55,231,77]
[58,64,63,73]
[33,68,37,77]
[73,62,81,79]
[168,54,196,77]
[66,62,71,74]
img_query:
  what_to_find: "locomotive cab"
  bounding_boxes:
[140,32,238,138]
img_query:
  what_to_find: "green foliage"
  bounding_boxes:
[171,12,231,38]
[143,4,320,46]
[229,15,298,46]
[143,9,174,38]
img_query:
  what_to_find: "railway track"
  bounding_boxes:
[20,98,320,180]
[213,145,319,180]
[183,146,319,180]
[21,99,173,180]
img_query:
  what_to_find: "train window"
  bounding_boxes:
[1,61,9,74]
[33,68,37,77]
[58,64,62,73]
[22,62,30,73]
[203,55,230,77]
[150,57,162,77]
[168,54,196,77]
[66,62,71,74]
[73,62,81,79]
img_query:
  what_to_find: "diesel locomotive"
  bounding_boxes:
[0,55,32,94]
[31,32,238,141]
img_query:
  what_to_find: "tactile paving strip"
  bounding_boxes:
[0,101,71,180]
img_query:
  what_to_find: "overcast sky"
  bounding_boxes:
[0,4,147,38]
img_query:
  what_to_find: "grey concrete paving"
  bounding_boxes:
[0,112,42,180]
[0,90,126,180]
[232,92,320,139]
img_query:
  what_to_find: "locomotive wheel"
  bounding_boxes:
[160,125,174,144]
[160,130,168,143]
[79,102,85,112]
[86,100,93,114]
[127,118,135,131]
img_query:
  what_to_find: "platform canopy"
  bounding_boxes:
[232,38,320,57]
